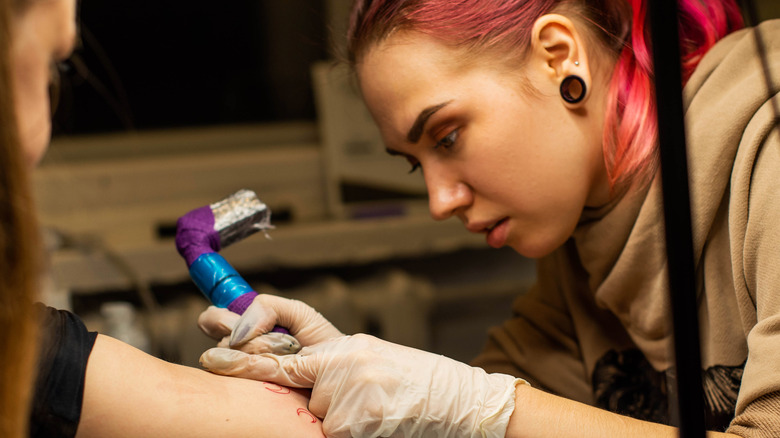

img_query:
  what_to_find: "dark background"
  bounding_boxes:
[53,1,331,136]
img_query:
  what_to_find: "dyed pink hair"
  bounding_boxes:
[347,0,743,187]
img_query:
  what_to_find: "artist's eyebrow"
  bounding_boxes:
[406,101,452,143]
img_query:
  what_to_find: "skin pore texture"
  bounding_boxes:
[357,15,613,258]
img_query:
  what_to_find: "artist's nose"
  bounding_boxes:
[425,167,472,221]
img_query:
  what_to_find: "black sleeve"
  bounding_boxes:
[30,305,98,438]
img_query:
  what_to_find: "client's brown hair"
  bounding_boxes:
[0,0,45,435]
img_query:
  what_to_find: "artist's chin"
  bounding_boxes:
[506,231,568,259]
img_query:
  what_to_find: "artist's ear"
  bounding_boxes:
[529,14,591,105]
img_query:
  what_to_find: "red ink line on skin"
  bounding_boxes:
[262,383,291,394]
[297,408,318,423]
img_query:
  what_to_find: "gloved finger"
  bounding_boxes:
[228,296,277,347]
[231,332,302,355]
[229,294,342,347]
[199,347,317,388]
[197,305,239,340]
[213,330,302,356]
[216,335,231,349]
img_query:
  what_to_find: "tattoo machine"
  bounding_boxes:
[175,189,290,335]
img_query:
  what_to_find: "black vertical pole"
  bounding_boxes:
[646,1,706,438]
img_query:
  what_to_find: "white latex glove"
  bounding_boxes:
[197,305,302,355]
[198,293,343,354]
[200,333,526,438]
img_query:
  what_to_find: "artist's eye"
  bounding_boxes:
[434,129,458,150]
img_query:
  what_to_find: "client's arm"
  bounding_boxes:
[76,334,324,438]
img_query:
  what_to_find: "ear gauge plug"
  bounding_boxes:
[560,75,587,104]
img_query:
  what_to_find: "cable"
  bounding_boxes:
[646,1,705,437]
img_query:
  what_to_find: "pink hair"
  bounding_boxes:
[347,0,743,187]
[605,0,743,186]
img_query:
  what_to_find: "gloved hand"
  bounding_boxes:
[200,333,526,438]
[198,293,344,354]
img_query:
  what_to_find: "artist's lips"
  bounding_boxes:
[467,218,509,248]
[485,218,509,248]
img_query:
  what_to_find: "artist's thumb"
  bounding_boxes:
[197,305,239,341]
[229,294,342,348]
[199,347,317,388]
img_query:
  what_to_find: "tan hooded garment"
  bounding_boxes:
[472,20,780,436]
